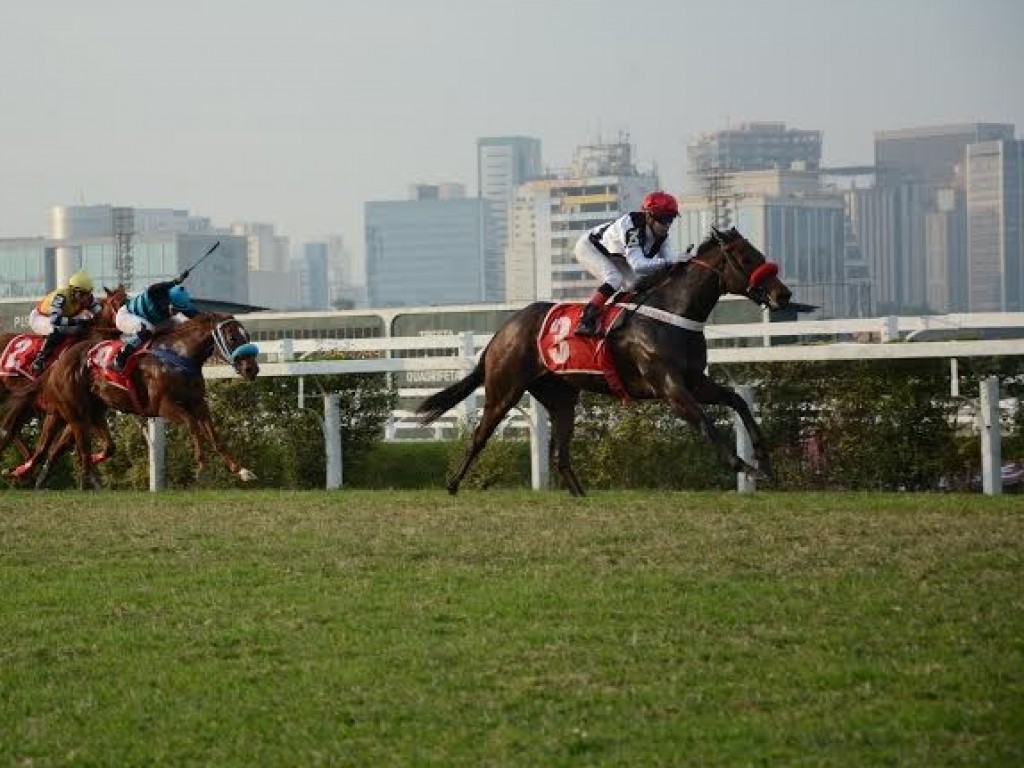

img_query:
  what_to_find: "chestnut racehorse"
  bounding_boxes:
[3,312,260,489]
[0,285,126,462]
[417,226,793,496]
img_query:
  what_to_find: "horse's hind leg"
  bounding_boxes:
[34,422,75,490]
[528,376,585,496]
[693,379,772,476]
[447,385,527,495]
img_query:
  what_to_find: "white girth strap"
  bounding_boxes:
[617,304,706,333]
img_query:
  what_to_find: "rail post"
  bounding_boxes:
[529,396,550,491]
[324,393,342,490]
[979,376,1001,496]
[148,417,166,492]
[735,385,756,494]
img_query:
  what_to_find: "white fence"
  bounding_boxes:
[190,312,1024,494]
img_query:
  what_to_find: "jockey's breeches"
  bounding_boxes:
[574,236,625,291]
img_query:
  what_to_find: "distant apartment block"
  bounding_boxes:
[686,122,822,193]
[679,169,848,316]
[365,183,488,307]
[505,138,658,302]
[0,204,250,306]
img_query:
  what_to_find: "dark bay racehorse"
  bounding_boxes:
[417,226,793,496]
[3,312,260,489]
[0,285,126,461]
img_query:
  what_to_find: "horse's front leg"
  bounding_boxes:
[163,401,256,483]
[693,379,772,477]
[661,371,755,475]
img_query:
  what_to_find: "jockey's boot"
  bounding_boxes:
[575,303,604,338]
[110,346,131,372]
[111,328,150,372]
[30,333,61,375]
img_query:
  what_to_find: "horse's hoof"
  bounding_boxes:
[238,468,257,482]
[10,462,34,478]
[446,482,459,496]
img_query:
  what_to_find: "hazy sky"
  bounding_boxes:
[3,0,1022,262]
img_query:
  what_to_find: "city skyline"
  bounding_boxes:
[2,0,1022,260]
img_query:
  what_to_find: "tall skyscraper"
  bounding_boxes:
[860,123,1018,313]
[477,136,542,302]
[964,139,1023,311]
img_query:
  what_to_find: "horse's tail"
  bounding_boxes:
[416,357,485,425]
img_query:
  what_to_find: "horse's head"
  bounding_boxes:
[697,227,792,310]
[96,285,128,328]
[211,316,260,381]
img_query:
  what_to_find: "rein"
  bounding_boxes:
[612,231,779,334]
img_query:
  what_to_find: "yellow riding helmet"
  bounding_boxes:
[68,271,94,292]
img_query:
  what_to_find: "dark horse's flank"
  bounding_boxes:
[417,226,793,496]
[2,312,260,489]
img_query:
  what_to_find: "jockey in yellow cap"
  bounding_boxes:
[29,271,102,374]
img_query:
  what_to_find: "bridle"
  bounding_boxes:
[689,229,780,307]
[212,318,259,373]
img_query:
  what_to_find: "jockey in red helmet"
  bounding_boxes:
[573,191,687,337]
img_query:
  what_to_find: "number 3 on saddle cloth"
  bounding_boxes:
[0,334,77,380]
[536,304,629,401]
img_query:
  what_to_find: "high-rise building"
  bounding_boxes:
[505,137,657,302]
[964,139,1023,311]
[293,243,330,310]
[365,183,488,307]
[230,221,291,309]
[477,136,542,302]
[860,123,1018,313]
[41,204,249,305]
[679,169,847,316]
[875,123,1015,185]
[686,122,822,193]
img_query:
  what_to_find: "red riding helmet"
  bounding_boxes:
[642,191,679,218]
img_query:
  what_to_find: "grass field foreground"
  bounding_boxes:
[1,491,1021,766]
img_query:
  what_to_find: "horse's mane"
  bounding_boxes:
[692,226,739,257]
[150,312,231,341]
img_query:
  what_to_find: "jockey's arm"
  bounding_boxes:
[47,293,80,329]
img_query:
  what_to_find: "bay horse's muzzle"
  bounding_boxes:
[747,262,791,310]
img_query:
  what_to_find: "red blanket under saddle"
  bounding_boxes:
[537,304,628,400]
[0,334,73,380]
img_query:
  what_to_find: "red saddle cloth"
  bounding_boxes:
[86,340,144,391]
[0,334,74,380]
[537,304,628,400]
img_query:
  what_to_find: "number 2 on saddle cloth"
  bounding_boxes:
[0,335,76,380]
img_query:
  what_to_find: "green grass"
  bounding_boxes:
[1,491,1021,766]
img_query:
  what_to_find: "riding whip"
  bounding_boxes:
[180,241,222,280]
